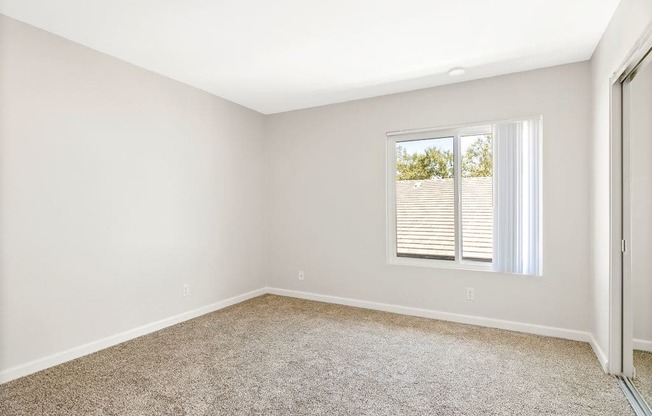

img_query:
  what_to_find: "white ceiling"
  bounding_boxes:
[0,0,620,114]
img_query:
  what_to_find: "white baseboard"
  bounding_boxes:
[266,287,590,343]
[589,333,610,373]
[1,286,599,385]
[634,338,652,352]
[0,288,267,384]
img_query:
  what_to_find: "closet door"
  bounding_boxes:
[623,48,652,411]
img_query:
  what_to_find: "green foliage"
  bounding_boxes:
[396,145,453,180]
[396,135,492,181]
[462,135,493,178]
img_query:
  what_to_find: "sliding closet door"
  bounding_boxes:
[624,50,652,410]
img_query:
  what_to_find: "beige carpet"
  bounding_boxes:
[634,350,652,408]
[0,295,633,415]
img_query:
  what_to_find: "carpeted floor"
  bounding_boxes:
[634,349,652,409]
[0,294,633,415]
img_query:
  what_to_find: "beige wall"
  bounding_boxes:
[589,0,652,362]
[266,62,591,332]
[0,15,267,373]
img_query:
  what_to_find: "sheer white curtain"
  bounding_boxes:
[493,117,542,275]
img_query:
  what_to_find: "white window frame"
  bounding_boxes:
[386,122,494,272]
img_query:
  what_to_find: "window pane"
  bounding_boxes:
[461,134,493,262]
[395,137,455,260]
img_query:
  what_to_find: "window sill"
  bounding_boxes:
[387,256,542,276]
[388,255,494,272]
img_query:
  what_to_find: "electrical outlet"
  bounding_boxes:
[298,270,305,281]
[466,287,475,301]
[183,284,190,297]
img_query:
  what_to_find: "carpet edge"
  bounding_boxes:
[0,287,267,384]
[267,287,591,342]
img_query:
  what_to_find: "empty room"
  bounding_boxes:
[1,0,652,414]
